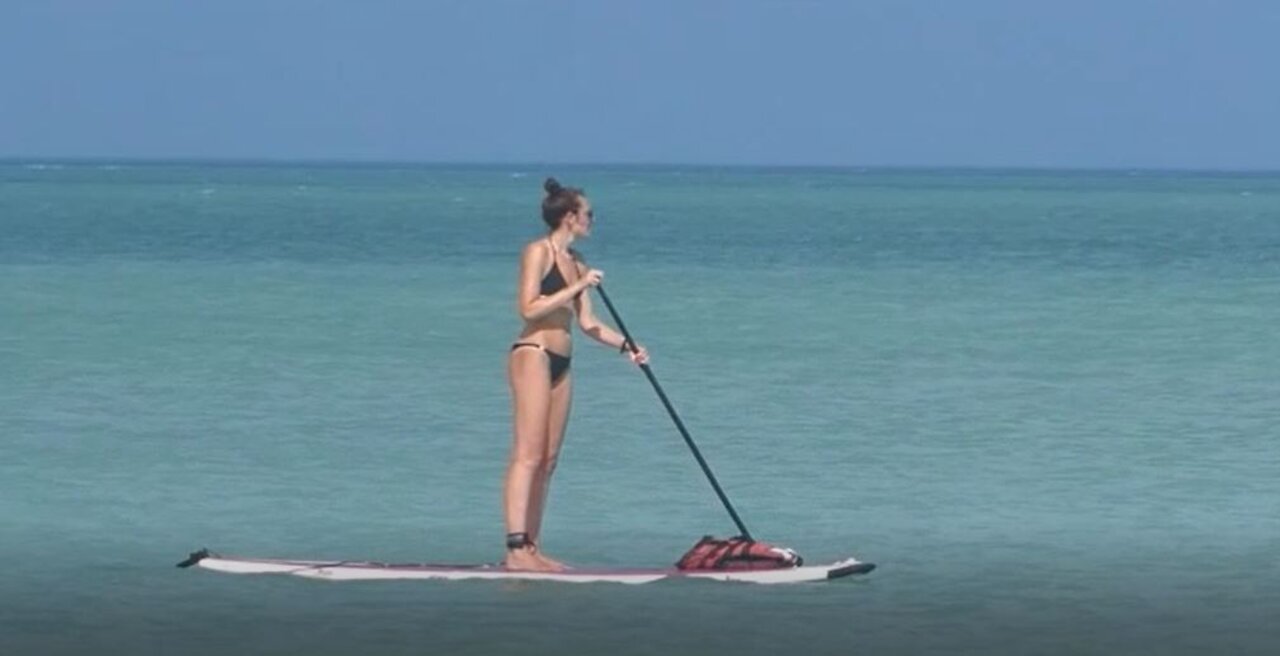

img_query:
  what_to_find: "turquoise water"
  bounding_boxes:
[4,162,1279,654]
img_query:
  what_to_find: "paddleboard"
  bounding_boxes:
[178,549,875,584]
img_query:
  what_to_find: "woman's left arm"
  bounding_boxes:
[574,264,649,364]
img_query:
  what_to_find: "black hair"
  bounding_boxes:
[541,177,585,229]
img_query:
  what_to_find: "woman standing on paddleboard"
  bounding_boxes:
[504,178,648,571]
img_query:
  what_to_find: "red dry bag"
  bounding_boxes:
[675,535,802,571]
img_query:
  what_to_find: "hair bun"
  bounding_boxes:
[543,177,564,196]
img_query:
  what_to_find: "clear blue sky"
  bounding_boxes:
[3,0,1278,169]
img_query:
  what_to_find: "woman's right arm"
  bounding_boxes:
[516,242,594,321]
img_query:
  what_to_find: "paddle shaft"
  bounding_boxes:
[594,284,753,541]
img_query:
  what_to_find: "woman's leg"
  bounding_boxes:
[503,347,557,571]
[528,372,572,567]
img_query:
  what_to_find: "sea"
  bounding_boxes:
[3,161,1278,655]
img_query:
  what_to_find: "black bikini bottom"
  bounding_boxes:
[510,342,571,384]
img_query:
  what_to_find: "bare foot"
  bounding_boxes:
[533,549,570,571]
[503,547,559,572]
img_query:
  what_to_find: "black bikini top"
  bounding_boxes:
[539,240,581,297]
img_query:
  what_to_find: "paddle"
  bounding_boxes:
[593,284,754,541]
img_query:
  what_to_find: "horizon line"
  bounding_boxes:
[2,155,1278,176]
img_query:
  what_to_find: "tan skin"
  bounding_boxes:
[503,197,649,571]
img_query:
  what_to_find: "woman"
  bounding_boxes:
[503,178,648,571]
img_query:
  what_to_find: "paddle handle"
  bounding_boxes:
[594,284,753,541]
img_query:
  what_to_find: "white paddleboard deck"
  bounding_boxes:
[178,549,874,584]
